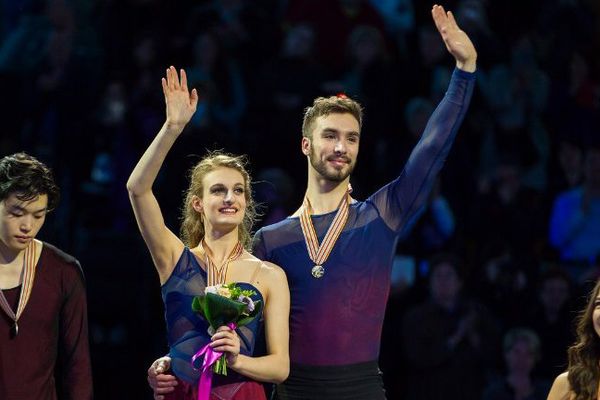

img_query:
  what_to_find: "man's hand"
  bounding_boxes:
[147,356,178,400]
[162,66,199,130]
[431,4,477,72]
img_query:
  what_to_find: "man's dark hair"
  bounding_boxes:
[302,95,363,139]
[0,152,60,210]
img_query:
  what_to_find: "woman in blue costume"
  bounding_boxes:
[127,66,290,399]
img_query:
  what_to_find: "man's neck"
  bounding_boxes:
[0,241,24,265]
[0,246,25,289]
[304,176,350,215]
[0,240,42,289]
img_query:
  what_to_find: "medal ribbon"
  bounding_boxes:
[200,240,244,286]
[0,241,37,334]
[299,191,350,268]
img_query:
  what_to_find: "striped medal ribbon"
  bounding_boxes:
[299,191,350,279]
[200,240,244,286]
[0,241,37,337]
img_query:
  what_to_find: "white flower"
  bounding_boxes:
[205,285,220,295]
[217,286,232,297]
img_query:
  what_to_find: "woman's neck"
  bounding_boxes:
[202,228,240,264]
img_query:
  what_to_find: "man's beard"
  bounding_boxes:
[309,145,355,182]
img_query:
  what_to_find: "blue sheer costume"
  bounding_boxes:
[253,69,475,370]
[161,248,264,390]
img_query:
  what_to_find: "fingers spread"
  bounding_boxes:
[161,78,168,97]
[446,10,459,29]
[190,88,199,109]
[180,69,188,91]
[431,6,446,33]
[166,67,173,89]
[170,66,180,90]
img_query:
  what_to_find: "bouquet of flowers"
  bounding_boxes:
[191,282,263,376]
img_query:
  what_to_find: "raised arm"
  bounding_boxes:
[126,66,198,283]
[370,6,476,233]
[210,263,290,383]
[431,4,477,72]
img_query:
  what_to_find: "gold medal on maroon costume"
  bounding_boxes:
[0,241,37,337]
[299,191,350,279]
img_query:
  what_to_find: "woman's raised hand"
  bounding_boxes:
[161,66,199,129]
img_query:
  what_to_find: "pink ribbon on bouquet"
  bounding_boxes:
[192,323,237,400]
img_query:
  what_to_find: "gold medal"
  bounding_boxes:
[300,190,350,279]
[311,265,325,278]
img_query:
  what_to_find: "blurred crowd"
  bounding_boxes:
[1,0,600,398]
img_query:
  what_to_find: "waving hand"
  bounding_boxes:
[162,66,199,129]
[432,4,477,72]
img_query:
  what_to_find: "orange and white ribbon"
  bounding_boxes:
[200,241,244,286]
[0,241,37,336]
[299,191,350,278]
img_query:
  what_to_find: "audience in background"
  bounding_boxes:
[2,0,599,398]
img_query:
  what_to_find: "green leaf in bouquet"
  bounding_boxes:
[191,296,206,314]
[203,293,246,328]
[236,299,263,327]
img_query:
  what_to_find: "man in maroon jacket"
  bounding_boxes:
[0,152,93,400]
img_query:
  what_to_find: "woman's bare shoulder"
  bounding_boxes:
[242,253,287,282]
[547,372,572,400]
[258,260,287,281]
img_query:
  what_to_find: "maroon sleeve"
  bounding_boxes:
[58,260,93,399]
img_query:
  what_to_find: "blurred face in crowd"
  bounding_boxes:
[540,276,569,315]
[429,261,462,308]
[505,338,536,375]
[0,193,47,256]
[283,24,315,59]
[303,113,360,182]
[558,141,583,176]
[494,163,521,204]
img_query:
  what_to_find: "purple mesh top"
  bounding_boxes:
[161,248,263,385]
[253,68,475,366]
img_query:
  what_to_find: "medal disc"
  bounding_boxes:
[311,265,325,278]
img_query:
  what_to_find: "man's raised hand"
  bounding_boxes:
[431,4,477,72]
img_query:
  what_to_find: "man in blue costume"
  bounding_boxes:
[150,4,477,399]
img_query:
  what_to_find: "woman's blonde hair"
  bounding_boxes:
[180,151,256,249]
